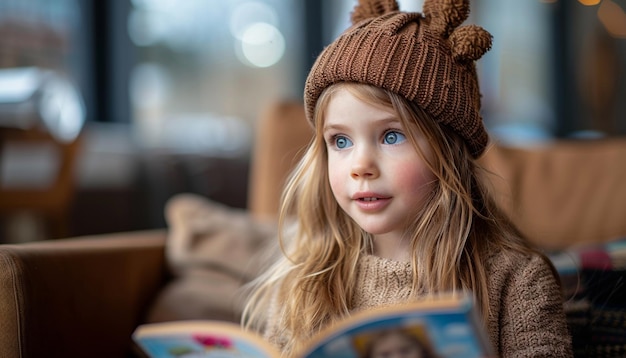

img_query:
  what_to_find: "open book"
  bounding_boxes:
[132,293,493,358]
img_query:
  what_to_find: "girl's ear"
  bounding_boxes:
[351,0,399,24]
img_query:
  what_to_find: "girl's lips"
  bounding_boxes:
[352,193,391,211]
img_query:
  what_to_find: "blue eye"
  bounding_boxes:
[383,131,406,144]
[335,136,353,149]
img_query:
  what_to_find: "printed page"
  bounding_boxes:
[301,295,493,358]
[133,320,278,358]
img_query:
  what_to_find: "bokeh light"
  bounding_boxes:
[237,22,285,68]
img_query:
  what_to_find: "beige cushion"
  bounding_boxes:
[146,193,277,323]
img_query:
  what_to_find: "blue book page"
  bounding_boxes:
[133,321,277,358]
[302,296,493,358]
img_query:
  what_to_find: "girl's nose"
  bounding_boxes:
[350,148,379,179]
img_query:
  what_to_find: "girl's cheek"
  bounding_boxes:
[395,162,434,192]
[328,160,346,196]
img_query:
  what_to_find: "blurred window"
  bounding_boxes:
[0,0,83,71]
[127,0,304,154]
[477,0,555,144]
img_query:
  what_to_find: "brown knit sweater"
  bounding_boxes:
[264,249,574,357]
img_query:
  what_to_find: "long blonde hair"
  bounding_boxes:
[243,82,542,355]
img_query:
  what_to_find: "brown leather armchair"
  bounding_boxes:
[0,230,166,357]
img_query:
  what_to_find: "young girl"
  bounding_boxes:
[244,0,573,356]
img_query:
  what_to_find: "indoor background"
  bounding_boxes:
[0,0,624,243]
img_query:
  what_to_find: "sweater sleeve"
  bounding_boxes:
[498,254,573,357]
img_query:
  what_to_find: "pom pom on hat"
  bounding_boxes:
[450,25,493,62]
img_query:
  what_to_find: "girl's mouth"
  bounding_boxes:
[353,193,391,211]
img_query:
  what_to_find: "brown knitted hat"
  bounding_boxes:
[304,0,492,158]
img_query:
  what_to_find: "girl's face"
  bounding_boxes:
[323,88,436,260]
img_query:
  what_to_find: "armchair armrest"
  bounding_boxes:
[0,230,168,358]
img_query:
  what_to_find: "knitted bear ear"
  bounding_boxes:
[422,0,469,37]
[351,0,399,24]
[449,24,493,62]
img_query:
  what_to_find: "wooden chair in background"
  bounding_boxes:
[0,127,82,242]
